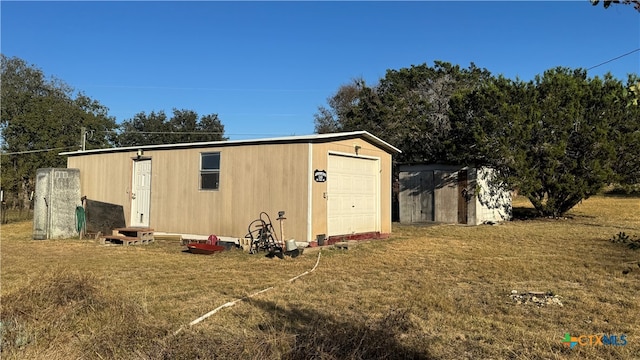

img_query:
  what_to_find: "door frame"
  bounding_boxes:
[130,158,152,227]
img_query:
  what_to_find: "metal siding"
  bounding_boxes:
[67,152,135,224]
[311,138,392,238]
[399,165,512,225]
[399,170,434,223]
[70,143,310,240]
[66,136,395,240]
[434,170,459,223]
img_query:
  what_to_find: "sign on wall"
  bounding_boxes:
[314,169,327,182]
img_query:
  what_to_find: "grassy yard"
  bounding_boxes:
[1,196,639,359]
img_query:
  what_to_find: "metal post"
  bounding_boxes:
[80,127,86,151]
[277,211,286,248]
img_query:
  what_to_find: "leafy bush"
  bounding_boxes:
[604,184,640,196]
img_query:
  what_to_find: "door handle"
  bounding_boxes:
[131,193,136,200]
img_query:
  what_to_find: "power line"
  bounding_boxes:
[110,131,225,135]
[99,130,294,137]
[587,48,640,71]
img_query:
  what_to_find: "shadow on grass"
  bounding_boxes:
[511,207,542,221]
[0,269,432,359]
[602,191,640,198]
[244,298,434,360]
[511,207,595,221]
[599,183,640,197]
[157,299,436,360]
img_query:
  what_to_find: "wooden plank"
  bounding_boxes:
[114,227,154,233]
[102,235,140,241]
[100,234,155,246]
[113,228,155,241]
[155,234,182,242]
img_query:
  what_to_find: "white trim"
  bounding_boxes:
[327,150,381,161]
[130,159,152,227]
[130,159,137,226]
[306,143,313,243]
[376,157,382,232]
[199,151,221,191]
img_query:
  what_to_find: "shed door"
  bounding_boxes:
[327,154,379,236]
[399,170,434,223]
[131,159,151,227]
[458,169,468,224]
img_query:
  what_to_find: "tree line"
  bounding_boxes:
[314,62,639,217]
[0,54,226,211]
[2,53,638,218]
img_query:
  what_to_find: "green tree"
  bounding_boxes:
[1,55,116,210]
[609,75,640,187]
[451,68,624,217]
[116,108,227,147]
[315,61,492,164]
[590,0,640,12]
[314,78,366,134]
[448,75,526,167]
[628,80,640,106]
[117,110,170,146]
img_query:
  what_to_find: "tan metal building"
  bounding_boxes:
[62,131,400,243]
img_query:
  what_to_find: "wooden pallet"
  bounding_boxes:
[181,238,210,246]
[100,227,154,246]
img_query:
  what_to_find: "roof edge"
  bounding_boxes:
[60,131,402,156]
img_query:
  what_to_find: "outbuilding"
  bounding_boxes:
[398,164,512,225]
[62,131,400,243]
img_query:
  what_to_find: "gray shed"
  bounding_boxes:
[398,164,512,225]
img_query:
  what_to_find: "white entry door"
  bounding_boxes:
[327,154,379,236]
[131,159,151,227]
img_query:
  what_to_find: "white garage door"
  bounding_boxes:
[327,154,379,236]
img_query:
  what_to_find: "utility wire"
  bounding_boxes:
[99,130,294,137]
[98,130,289,136]
[587,48,640,71]
[107,131,225,135]
[0,131,302,156]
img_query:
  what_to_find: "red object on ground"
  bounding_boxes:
[186,243,225,255]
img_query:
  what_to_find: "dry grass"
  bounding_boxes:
[1,195,639,359]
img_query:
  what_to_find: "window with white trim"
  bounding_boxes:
[200,152,220,190]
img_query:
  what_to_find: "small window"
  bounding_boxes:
[200,152,220,190]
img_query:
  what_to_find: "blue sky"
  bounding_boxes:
[2,1,639,141]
